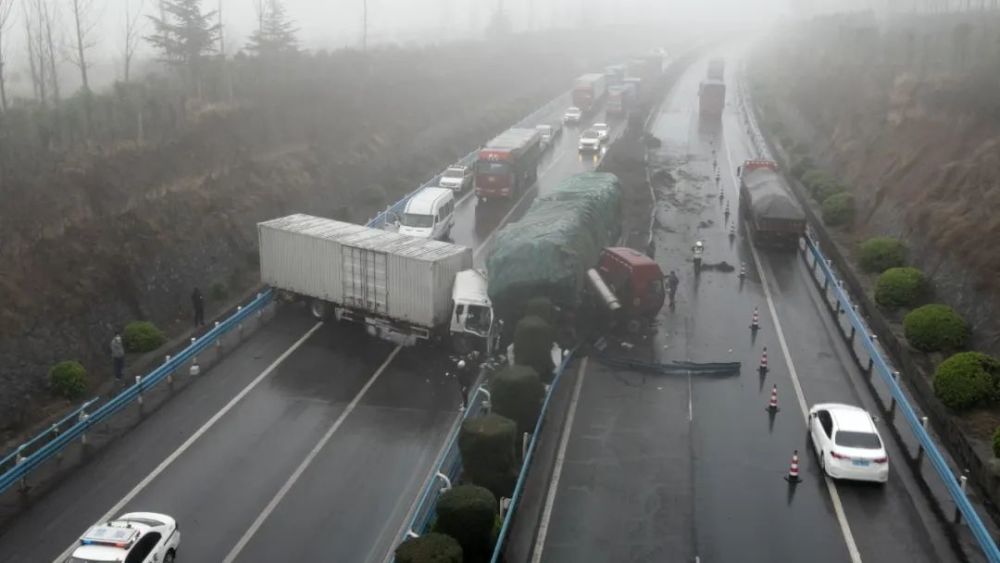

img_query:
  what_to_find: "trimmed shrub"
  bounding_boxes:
[514,315,555,383]
[434,485,498,561]
[903,305,969,352]
[491,364,545,436]
[123,321,166,353]
[933,352,1000,410]
[801,169,833,195]
[459,414,518,500]
[875,267,926,308]
[993,427,1000,458]
[522,296,556,325]
[859,237,907,273]
[49,361,88,399]
[821,192,855,226]
[395,533,462,563]
[790,157,815,180]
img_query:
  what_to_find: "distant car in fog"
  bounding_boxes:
[536,122,562,150]
[563,106,582,124]
[578,129,601,152]
[593,122,610,142]
[438,164,472,192]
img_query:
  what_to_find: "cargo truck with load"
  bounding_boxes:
[474,128,543,202]
[258,214,500,353]
[487,172,665,332]
[699,79,725,117]
[572,73,607,113]
[737,160,807,247]
[606,83,637,116]
[604,64,626,87]
[707,58,725,80]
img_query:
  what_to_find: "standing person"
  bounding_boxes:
[456,358,475,412]
[191,287,205,327]
[110,330,125,384]
[667,270,680,307]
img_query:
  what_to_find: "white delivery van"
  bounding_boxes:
[398,187,455,240]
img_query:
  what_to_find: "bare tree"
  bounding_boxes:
[68,0,99,95]
[0,0,14,111]
[40,0,60,103]
[122,0,145,82]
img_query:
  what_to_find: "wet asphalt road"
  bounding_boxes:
[534,52,961,563]
[0,93,622,562]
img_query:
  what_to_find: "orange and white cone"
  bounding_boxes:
[785,450,801,483]
[767,384,779,411]
[729,224,736,238]
[759,347,769,373]
[739,262,747,279]
[750,307,760,330]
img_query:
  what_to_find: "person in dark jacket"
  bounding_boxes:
[456,357,477,411]
[667,270,680,307]
[110,330,125,383]
[192,287,205,327]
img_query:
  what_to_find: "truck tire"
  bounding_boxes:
[310,299,331,320]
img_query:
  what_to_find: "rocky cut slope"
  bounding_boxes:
[748,11,1000,354]
[0,28,676,433]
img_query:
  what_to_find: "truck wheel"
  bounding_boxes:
[310,300,331,320]
[452,334,473,355]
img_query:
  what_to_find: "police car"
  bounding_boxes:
[67,512,180,563]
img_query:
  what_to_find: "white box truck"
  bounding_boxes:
[259,214,499,353]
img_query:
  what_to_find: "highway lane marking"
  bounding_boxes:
[52,321,325,563]
[723,112,863,563]
[221,344,403,563]
[531,357,588,563]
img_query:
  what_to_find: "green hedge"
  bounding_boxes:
[993,427,1000,458]
[522,296,556,325]
[903,304,968,352]
[933,352,1000,410]
[801,169,837,200]
[859,237,907,273]
[790,157,815,180]
[822,192,855,226]
[434,485,498,561]
[395,533,462,563]
[491,364,545,436]
[514,315,555,384]
[49,361,88,399]
[875,267,926,308]
[123,321,166,353]
[458,414,518,500]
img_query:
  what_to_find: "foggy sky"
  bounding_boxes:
[0,0,793,94]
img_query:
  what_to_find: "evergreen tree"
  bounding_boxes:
[146,0,219,91]
[246,0,298,58]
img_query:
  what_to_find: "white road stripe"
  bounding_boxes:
[531,357,588,563]
[221,345,403,563]
[53,321,325,563]
[723,116,863,563]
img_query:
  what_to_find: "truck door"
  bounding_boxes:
[342,246,389,314]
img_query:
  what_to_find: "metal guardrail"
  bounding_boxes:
[366,89,572,230]
[737,65,1000,562]
[0,289,274,496]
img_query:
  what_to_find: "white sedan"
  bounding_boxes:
[593,122,610,142]
[67,512,180,563]
[808,403,888,483]
[562,106,582,124]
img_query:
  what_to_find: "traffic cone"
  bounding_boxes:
[759,347,769,374]
[785,450,801,483]
[750,307,760,330]
[739,262,747,279]
[729,224,736,238]
[767,384,779,411]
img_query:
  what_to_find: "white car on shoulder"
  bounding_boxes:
[593,122,610,142]
[562,106,582,124]
[67,512,180,563]
[808,403,888,483]
[438,165,472,192]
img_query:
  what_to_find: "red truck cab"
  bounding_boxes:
[597,247,665,320]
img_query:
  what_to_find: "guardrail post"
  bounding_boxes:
[79,411,89,445]
[215,321,222,353]
[51,423,61,460]
[16,446,27,491]
[406,530,419,539]
[237,305,245,338]
[916,417,928,465]
[256,293,264,320]
[135,375,143,406]
[165,355,173,386]
[479,388,491,412]
[955,472,969,524]
[888,371,900,418]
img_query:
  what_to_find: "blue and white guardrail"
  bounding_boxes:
[738,64,1000,563]
[0,289,273,496]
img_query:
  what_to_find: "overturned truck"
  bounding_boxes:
[738,160,806,247]
[487,172,622,322]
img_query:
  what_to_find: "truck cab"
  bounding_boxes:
[597,247,665,320]
[450,270,500,355]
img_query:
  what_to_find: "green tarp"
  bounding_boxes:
[487,172,622,320]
